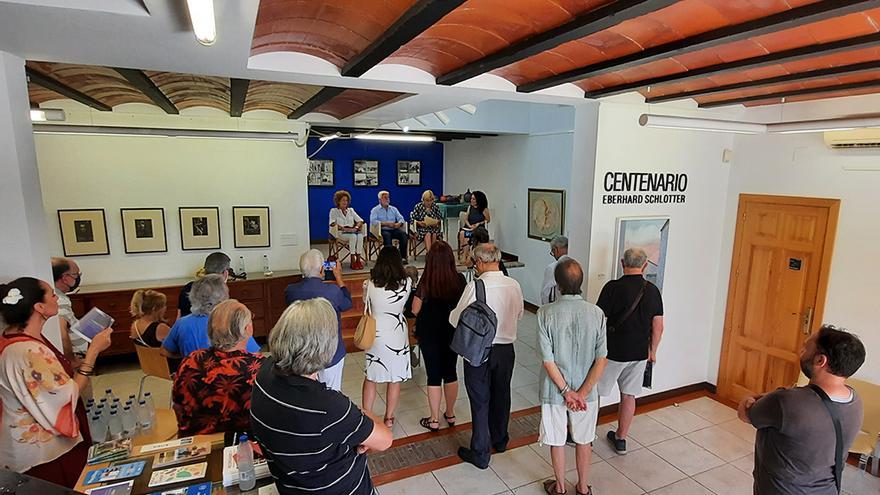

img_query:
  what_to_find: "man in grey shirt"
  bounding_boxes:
[738,325,865,495]
[537,259,607,495]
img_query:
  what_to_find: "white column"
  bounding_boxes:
[0,50,60,347]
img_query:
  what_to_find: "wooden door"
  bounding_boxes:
[717,194,839,403]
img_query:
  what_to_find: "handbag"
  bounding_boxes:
[353,283,377,351]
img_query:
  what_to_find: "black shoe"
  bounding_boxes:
[606,430,627,455]
[493,442,507,453]
[458,447,489,469]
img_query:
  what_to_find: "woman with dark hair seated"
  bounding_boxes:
[362,246,413,428]
[0,278,112,487]
[459,190,490,262]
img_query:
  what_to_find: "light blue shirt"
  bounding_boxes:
[370,204,404,227]
[163,314,260,357]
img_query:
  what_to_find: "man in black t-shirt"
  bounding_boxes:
[177,252,230,318]
[596,248,664,455]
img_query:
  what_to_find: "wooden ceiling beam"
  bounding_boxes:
[584,31,880,99]
[342,0,466,77]
[25,67,111,111]
[288,87,345,119]
[113,68,178,114]
[698,78,880,108]
[437,0,678,86]
[520,0,880,93]
[230,78,250,117]
[646,60,880,104]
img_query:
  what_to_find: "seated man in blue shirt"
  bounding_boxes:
[370,190,408,259]
[284,249,352,390]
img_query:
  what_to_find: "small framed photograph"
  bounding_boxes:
[179,207,220,251]
[120,208,167,254]
[233,206,270,248]
[397,160,421,186]
[57,209,110,256]
[308,159,334,186]
[527,188,566,242]
[353,159,379,187]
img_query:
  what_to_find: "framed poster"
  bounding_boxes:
[179,207,221,251]
[57,209,110,256]
[232,206,270,248]
[527,188,565,241]
[353,159,379,187]
[614,217,670,291]
[308,159,334,186]
[120,208,167,254]
[397,160,421,186]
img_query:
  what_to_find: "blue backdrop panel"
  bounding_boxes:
[306,137,444,242]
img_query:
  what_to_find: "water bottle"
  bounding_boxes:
[103,388,116,403]
[238,256,246,276]
[262,254,271,276]
[121,405,138,438]
[143,392,156,423]
[237,435,256,491]
[90,415,107,443]
[137,400,153,430]
[108,410,123,440]
[95,403,105,420]
[128,394,136,404]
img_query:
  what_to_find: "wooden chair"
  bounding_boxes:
[328,223,366,263]
[367,222,408,261]
[133,340,172,403]
[848,378,880,474]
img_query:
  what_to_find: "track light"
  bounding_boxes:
[768,116,880,134]
[186,0,216,46]
[639,114,765,134]
[458,104,477,115]
[354,134,435,143]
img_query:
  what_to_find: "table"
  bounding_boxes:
[437,202,468,242]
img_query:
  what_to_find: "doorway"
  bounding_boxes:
[717,194,839,404]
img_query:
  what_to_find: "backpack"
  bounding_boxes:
[451,279,497,366]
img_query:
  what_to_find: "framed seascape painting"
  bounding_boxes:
[120,208,167,254]
[308,159,334,186]
[58,209,110,256]
[527,188,565,241]
[353,159,379,187]
[179,207,221,251]
[232,206,270,248]
[614,217,670,291]
[397,160,421,186]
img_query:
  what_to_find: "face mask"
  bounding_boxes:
[68,274,81,292]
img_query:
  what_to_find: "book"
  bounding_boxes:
[148,463,208,488]
[138,437,195,454]
[83,461,146,486]
[221,444,270,487]
[85,480,134,495]
[149,481,212,495]
[71,307,115,342]
[87,438,132,465]
[153,443,211,468]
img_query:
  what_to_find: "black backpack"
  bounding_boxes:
[451,279,498,366]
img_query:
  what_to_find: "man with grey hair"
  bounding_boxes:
[370,190,407,259]
[450,242,524,469]
[284,249,352,390]
[596,247,664,455]
[541,235,571,304]
[178,252,231,318]
[51,256,88,360]
[163,274,260,359]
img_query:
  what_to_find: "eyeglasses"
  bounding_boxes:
[64,272,82,279]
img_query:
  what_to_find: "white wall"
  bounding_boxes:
[35,104,310,285]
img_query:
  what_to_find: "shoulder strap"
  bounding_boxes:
[808,384,845,494]
[614,279,647,328]
[475,279,487,304]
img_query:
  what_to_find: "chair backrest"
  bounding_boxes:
[369,222,382,239]
[485,208,496,241]
[134,340,172,380]
[848,378,880,435]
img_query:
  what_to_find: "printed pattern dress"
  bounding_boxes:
[411,202,443,241]
[363,278,413,383]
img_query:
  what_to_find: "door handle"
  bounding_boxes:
[802,307,814,335]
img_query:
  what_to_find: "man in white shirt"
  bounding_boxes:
[541,235,571,305]
[450,243,524,469]
[51,257,88,360]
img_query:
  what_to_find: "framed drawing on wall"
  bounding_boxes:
[614,217,670,291]
[233,206,270,248]
[353,159,379,187]
[527,188,565,241]
[308,159,334,186]
[397,160,421,186]
[57,209,110,256]
[179,207,221,251]
[120,208,167,254]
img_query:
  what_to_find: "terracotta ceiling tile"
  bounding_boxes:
[803,10,880,43]
[757,86,880,105]
[644,0,730,38]
[738,64,792,80]
[27,82,59,104]
[312,88,408,120]
[243,81,323,115]
[25,61,151,108]
[145,72,229,111]
[604,15,683,50]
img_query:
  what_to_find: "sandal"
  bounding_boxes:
[384,417,395,428]
[576,486,592,495]
[419,417,440,432]
[543,479,566,495]
[443,413,456,426]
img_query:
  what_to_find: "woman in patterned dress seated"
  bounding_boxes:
[411,189,443,254]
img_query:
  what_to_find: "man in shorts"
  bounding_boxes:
[538,259,607,495]
[596,248,664,455]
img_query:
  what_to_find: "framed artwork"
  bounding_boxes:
[120,208,167,254]
[232,206,270,248]
[397,160,421,186]
[57,209,110,256]
[308,159,334,186]
[614,217,670,291]
[179,207,221,251]
[527,188,565,241]
[353,159,379,187]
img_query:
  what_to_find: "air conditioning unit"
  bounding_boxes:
[823,128,880,149]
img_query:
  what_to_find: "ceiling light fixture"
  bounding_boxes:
[767,116,880,134]
[186,0,216,46]
[354,133,435,143]
[639,114,766,134]
[458,104,477,115]
[319,132,341,142]
[30,108,65,122]
[32,124,300,141]
[434,111,450,125]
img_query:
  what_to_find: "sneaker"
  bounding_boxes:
[606,430,627,455]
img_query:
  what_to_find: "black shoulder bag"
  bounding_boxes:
[808,384,845,494]
[608,280,647,333]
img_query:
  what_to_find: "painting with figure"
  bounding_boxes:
[192,217,208,236]
[74,220,94,242]
[243,216,261,235]
[134,219,153,239]
[615,217,670,291]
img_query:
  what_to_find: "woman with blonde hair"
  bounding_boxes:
[129,289,170,347]
[329,189,366,270]
[411,189,443,254]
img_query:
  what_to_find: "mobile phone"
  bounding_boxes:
[463,229,473,238]
[323,260,337,270]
